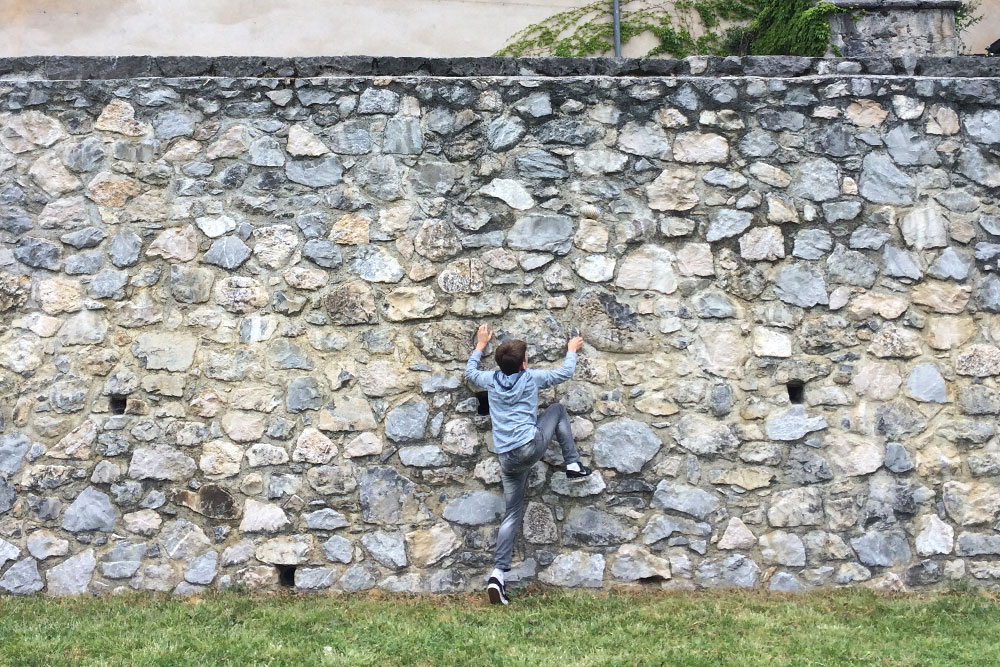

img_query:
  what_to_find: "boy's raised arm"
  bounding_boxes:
[465,324,494,388]
[529,336,582,388]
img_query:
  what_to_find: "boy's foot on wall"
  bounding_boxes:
[565,462,592,479]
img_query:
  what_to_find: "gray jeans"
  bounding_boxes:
[494,403,579,571]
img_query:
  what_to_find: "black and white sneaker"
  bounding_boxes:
[565,464,592,479]
[487,577,510,605]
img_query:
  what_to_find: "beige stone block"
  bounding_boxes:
[646,167,698,211]
[693,324,746,380]
[847,293,908,320]
[319,396,377,432]
[30,151,80,196]
[206,125,251,160]
[826,437,883,477]
[37,277,83,315]
[573,218,609,253]
[852,361,901,400]
[708,468,775,491]
[740,227,785,262]
[283,267,328,290]
[749,162,791,188]
[384,286,444,321]
[286,124,329,156]
[343,432,383,458]
[220,413,267,442]
[718,517,756,549]
[199,440,244,479]
[87,171,141,207]
[94,99,149,136]
[926,315,975,350]
[672,132,728,163]
[329,213,370,245]
[752,328,792,358]
[48,420,97,460]
[846,99,888,127]
[926,105,959,135]
[406,524,460,568]
[912,281,971,314]
[124,509,163,537]
[766,194,798,223]
[634,392,679,417]
[615,245,677,294]
[675,242,714,277]
[146,225,199,263]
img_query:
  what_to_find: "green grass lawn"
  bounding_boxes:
[1,588,999,666]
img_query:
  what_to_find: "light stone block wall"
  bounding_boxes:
[0,56,999,596]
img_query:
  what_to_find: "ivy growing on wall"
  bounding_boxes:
[496,0,757,58]
[955,0,983,53]
[495,0,839,58]
[744,0,840,56]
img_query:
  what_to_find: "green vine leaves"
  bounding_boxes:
[493,0,899,59]
[495,0,760,59]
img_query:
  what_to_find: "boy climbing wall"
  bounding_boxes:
[465,324,591,605]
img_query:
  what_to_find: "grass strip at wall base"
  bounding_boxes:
[2,589,1000,666]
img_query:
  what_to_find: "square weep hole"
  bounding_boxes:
[109,395,128,415]
[276,565,296,587]
[786,381,804,405]
[476,391,490,416]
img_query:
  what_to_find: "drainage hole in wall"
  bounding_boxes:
[110,395,128,415]
[786,381,804,405]
[277,564,297,587]
[476,391,490,416]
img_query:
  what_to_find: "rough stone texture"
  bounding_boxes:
[538,551,605,588]
[611,544,671,581]
[255,535,314,565]
[46,549,96,596]
[61,487,116,533]
[828,2,960,59]
[593,419,660,473]
[1,58,999,596]
[0,558,44,595]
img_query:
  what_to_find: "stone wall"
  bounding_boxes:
[1,56,1000,596]
[829,0,961,59]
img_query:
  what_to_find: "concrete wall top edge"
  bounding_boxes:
[1,55,1000,82]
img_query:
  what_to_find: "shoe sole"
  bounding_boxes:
[487,584,508,605]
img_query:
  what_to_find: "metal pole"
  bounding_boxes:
[612,0,622,58]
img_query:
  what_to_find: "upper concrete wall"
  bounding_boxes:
[1,0,592,58]
[2,0,997,57]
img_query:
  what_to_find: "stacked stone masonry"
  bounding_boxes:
[1,56,1000,596]
[828,0,961,59]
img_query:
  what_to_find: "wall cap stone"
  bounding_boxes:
[0,55,998,81]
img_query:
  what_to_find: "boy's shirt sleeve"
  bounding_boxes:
[527,351,577,389]
[464,350,493,389]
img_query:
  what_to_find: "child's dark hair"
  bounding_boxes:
[495,339,527,375]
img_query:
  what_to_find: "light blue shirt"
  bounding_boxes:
[465,349,577,454]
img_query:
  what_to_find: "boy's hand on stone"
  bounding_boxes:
[567,336,583,352]
[476,324,493,351]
